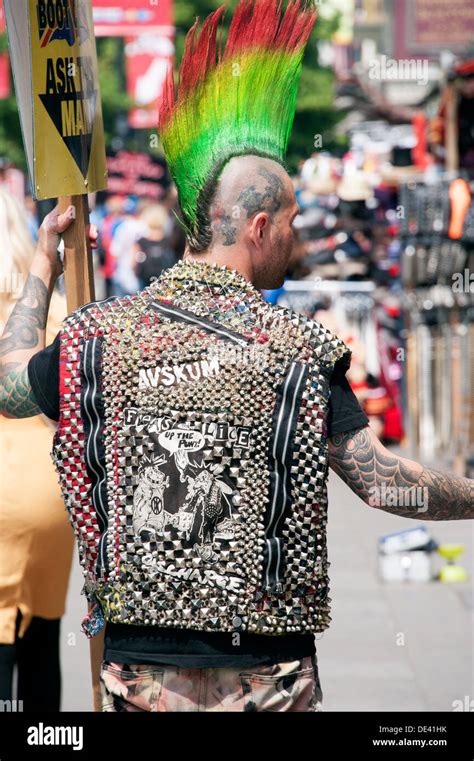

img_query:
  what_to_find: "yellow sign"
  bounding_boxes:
[5,0,107,199]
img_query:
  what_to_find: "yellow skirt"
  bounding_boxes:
[0,415,74,643]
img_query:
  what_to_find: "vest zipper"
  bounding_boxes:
[263,361,308,595]
[150,300,252,347]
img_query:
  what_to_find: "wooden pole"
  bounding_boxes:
[58,194,95,313]
[58,194,99,708]
[444,83,459,175]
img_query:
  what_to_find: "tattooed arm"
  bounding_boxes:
[0,204,76,418]
[329,425,474,520]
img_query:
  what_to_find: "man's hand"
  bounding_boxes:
[329,425,474,520]
[37,204,99,276]
[38,204,76,272]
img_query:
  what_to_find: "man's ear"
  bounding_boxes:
[251,211,270,242]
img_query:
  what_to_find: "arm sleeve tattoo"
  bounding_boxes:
[0,366,41,418]
[0,274,48,418]
[329,426,474,521]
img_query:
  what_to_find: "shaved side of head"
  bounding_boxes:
[188,154,293,253]
[207,156,292,250]
[185,153,299,289]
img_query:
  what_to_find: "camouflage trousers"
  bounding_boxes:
[100,655,323,712]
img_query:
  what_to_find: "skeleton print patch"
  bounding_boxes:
[124,408,250,566]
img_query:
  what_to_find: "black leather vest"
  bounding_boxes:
[52,261,350,636]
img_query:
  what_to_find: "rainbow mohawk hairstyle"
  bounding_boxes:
[158,0,317,250]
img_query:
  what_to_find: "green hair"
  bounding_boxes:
[158,0,316,249]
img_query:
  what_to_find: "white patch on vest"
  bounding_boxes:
[147,367,161,386]
[141,555,244,593]
[201,356,219,377]
[138,358,220,389]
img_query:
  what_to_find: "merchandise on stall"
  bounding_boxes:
[277,280,404,443]
[399,175,474,472]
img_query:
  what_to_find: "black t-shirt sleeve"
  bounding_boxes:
[27,332,61,422]
[327,356,369,437]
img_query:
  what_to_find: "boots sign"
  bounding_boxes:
[4,0,107,199]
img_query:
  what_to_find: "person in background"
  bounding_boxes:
[0,187,74,711]
[132,203,177,289]
[99,196,126,298]
[24,195,39,242]
[110,198,149,297]
[88,193,108,301]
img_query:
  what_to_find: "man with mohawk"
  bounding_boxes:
[1,0,472,713]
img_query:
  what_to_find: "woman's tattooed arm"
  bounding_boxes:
[0,273,50,417]
[328,425,474,520]
[0,205,77,418]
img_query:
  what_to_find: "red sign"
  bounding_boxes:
[125,33,173,129]
[0,53,10,98]
[92,0,173,37]
[106,150,169,198]
[0,0,9,99]
[396,0,474,56]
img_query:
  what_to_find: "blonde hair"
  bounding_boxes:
[140,203,169,233]
[0,187,35,317]
[0,187,66,335]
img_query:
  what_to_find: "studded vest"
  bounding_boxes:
[52,261,350,637]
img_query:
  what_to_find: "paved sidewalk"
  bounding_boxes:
[60,470,474,712]
[318,472,473,711]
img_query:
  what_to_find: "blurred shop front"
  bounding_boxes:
[269,0,474,476]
